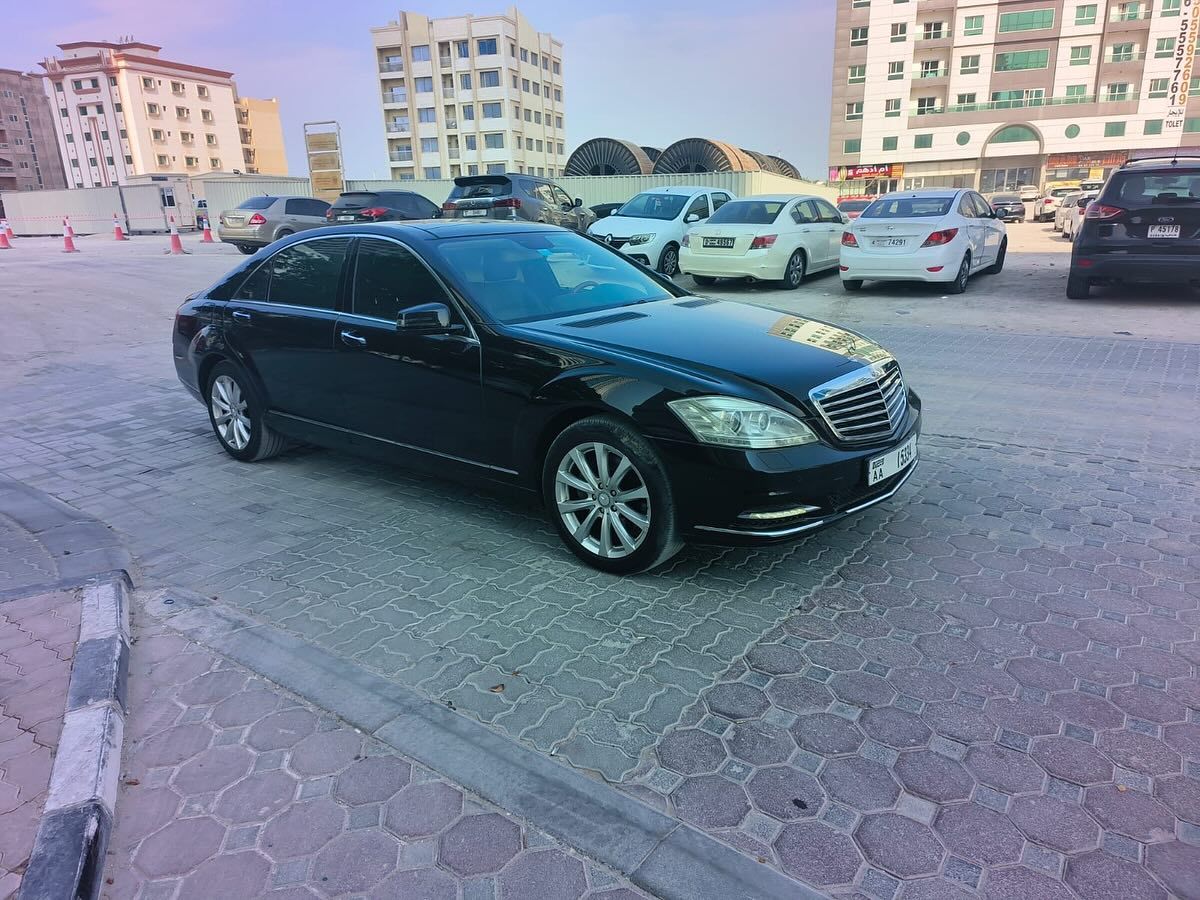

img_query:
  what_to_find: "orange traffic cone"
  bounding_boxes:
[199,216,214,243]
[113,213,129,241]
[64,216,76,238]
[62,218,79,253]
[165,215,188,255]
[0,218,11,240]
[0,229,10,250]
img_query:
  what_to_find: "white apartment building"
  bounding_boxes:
[40,40,285,187]
[370,6,566,181]
[829,0,1200,196]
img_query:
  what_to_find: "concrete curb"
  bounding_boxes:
[19,576,131,900]
[148,590,824,900]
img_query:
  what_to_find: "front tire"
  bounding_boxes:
[984,239,1007,275]
[780,250,806,290]
[1066,272,1091,299]
[206,361,287,462]
[946,253,971,294]
[657,243,680,277]
[542,416,683,574]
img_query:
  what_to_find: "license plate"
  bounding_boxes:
[871,238,907,248]
[462,209,487,217]
[703,237,735,248]
[337,215,355,222]
[1148,224,1180,238]
[867,435,917,486]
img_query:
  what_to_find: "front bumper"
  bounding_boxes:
[1071,252,1200,285]
[656,400,921,545]
[218,224,269,244]
[840,243,961,283]
[679,247,782,280]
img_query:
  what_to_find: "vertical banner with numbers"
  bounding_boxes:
[1167,0,1200,132]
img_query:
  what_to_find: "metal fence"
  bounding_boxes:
[199,177,314,217]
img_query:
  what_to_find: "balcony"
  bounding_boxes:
[1103,50,1147,63]
[386,123,410,134]
[1109,6,1152,24]
[382,92,409,105]
[909,92,1140,123]
[380,61,405,73]
[449,147,460,159]
[445,118,458,129]
[389,149,413,161]
[442,86,455,97]
[439,55,453,68]
[0,165,13,174]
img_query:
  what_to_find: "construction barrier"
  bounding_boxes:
[113,213,129,241]
[166,216,188,255]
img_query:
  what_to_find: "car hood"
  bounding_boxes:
[507,298,892,408]
[588,215,678,238]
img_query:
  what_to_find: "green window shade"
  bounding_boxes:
[989,125,1039,143]
[882,136,898,151]
[914,133,933,149]
[999,9,1054,31]
[1104,122,1126,137]
[995,50,1050,71]
[1143,120,1163,135]
[844,139,861,153]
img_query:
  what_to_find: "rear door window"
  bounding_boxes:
[265,238,351,310]
[793,201,818,224]
[813,198,843,222]
[284,198,307,215]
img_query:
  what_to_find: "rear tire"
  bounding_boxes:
[542,416,683,574]
[946,253,971,294]
[1066,272,1091,299]
[841,279,863,292]
[692,275,717,287]
[206,361,287,462]
[984,239,1007,275]
[274,229,294,243]
[237,245,256,255]
[779,250,806,290]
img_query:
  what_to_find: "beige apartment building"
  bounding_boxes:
[237,97,287,175]
[370,6,566,180]
[0,68,67,193]
[829,0,1200,196]
[39,40,287,187]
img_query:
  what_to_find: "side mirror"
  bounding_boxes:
[573,197,583,208]
[841,214,851,225]
[397,302,455,333]
[685,213,700,224]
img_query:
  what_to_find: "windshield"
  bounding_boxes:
[837,200,872,212]
[861,197,955,218]
[613,193,689,221]
[236,197,275,210]
[448,178,513,199]
[432,231,675,324]
[333,193,380,210]
[1106,171,1200,204]
[708,200,785,225]
[1049,188,1077,198]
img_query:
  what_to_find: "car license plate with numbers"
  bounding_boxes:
[337,215,355,222]
[462,209,487,217]
[1148,224,1180,238]
[867,435,917,486]
[871,238,907,248]
[703,237,735,248]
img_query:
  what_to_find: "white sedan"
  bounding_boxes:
[678,194,845,289]
[1060,194,1097,241]
[839,189,1008,294]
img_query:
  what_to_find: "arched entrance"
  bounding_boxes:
[979,123,1044,193]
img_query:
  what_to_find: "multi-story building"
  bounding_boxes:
[370,6,566,181]
[0,68,67,193]
[236,97,287,175]
[829,0,1200,196]
[39,40,287,186]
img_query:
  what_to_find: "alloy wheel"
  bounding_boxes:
[786,252,805,287]
[210,374,251,451]
[955,257,969,291]
[555,442,650,559]
[661,247,679,277]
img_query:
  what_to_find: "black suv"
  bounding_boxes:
[1068,156,1200,298]
[327,190,441,224]
[440,173,595,232]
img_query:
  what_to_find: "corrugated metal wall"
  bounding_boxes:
[202,177,313,217]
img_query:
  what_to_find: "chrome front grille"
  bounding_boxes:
[810,359,908,444]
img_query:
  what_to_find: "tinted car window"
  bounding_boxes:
[958,195,977,218]
[237,196,275,210]
[711,192,731,210]
[266,238,350,310]
[301,199,330,217]
[1105,170,1200,205]
[551,185,573,208]
[285,198,307,215]
[448,177,513,199]
[813,199,843,222]
[795,200,819,224]
[837,199,871,213]
[710,200,784,224]
[352,238,450,321]
[684,194,710,220]
[233,262,272,301]
[332,192,379,211]
[970,194,993,217]
[613,193,688,220]
[862,197,955,218]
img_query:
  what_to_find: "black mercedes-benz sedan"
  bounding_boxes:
[173,221,920,574]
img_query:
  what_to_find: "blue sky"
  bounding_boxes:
[11,1,835,179]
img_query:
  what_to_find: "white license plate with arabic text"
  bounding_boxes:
[462,209,487,217]
[871,238,907,248]
[868,435,917,486]
[1148,224,1180,238]
[337,215,355,222]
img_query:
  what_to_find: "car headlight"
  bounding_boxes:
[627,233,655,246]
[668,397,817,449]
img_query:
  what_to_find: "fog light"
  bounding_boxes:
[739,505,821,521]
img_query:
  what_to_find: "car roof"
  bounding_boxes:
[741,193,821,203]
[638,186,712,196]
[293,220,563,242]
[1120,155,1200,169]
[877,190,960,200]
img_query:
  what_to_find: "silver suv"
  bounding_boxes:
[217,196,331,254]
[440,174,595,232]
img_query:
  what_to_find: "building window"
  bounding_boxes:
[420,137,438,152]
[60,107,69,117]
[151,128,165,141]
[87,157,97,167]
[998,9,1054,31]
[484,133,504,149]
[1192,75,1200,97]
[534,111,542,124]
[882,136,898,150]
[520,48,529,62]
[171,81,185,94]
[415,77,433,93]
[411,45,431,62]
[456,40,470,58]
[955,131,971,146]
[486,163,505,174]
[1069,46,1092,66]
[462,104,475,120]
[156,154,169,166]
[464,135,477,150]
[526,137,534,150]
[995,49,1050,71]
[1106,82,1131,100]
[65,133,75,143]
[963,15,984,36]
[1162,0,1181,15]
[960,54,980,74]
[915,97,938,114]
[920,60,943,77]
[181,131,193,143]
[176,106,189,119]
[1113,1,1144,19]
[536,139,543,151]
[1065,84,1089,100]
[54,81,63,92]
[553,88,562,102]
[922,21,945,39]
[553,61,561,75]
[1065,124,1081,138]
[843,139,861,153]
[522,78,530,93]
[202,110,214,123]
[71,158,80,167]
[1153,38,1175,59]
[185,156,198,167]
[1187,118,1200,132]
[459,73,472,90]
[891,23,907,41]
[124,155,132,165]
[956,92,977,107]
[885,98,902,116]
[84,132,93,142]
[1143,119,1163,135]
[846,101,864,120]
[424,167,441,179]
[1108,42,1135,62]
[1104,122,1126,137]
[142,76,155,89]
[418,107,436,123]
[477,38,497,55]
[1075,3,1097,23]
[481,102,502,118]
[887,61,904,80]
[848,65,866,84]
[1148,78,1170,98]
[479,70,500,88]
[850,27,869,46]
[555,115,563,128]
[197,86,209,99]
[206,134,217,146]
[914,133,933,149]
[557,142,564,154]
[990,125,1039,142]
[532,83,541,96]
[114,102,122,112]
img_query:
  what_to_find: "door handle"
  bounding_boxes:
[231,311,251,323]
[340,330,368,347]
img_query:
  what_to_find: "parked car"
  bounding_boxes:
[1052,192,1083,232]
[1067,156,1200,298]
[1036,186,1082,223]
[839,189,1008,294]
[837,197,874,220]
[1018,185,1040,202]
[587,186,734,276]
[441,173,594,232]
[173,222,920,574]
[679,194,844,289]
[217,196,331,254]
[590,202,624,220]
[989,194,1026,222]
[327,190,441,224]
[1060,194,1097,241]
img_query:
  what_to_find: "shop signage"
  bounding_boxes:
[828,163,905,182]
[1046,151,1128,168]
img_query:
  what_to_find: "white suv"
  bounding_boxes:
[587,186,734,276]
